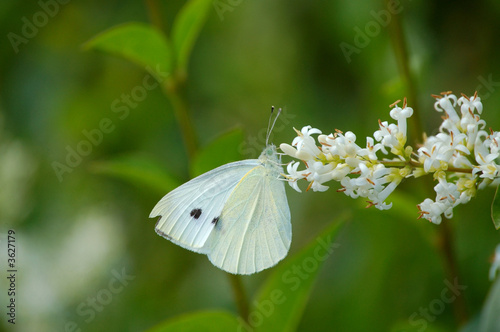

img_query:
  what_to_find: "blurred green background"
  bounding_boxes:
[1,0,500,331]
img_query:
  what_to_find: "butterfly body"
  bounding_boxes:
[150,144,291,275]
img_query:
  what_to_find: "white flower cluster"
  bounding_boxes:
[280,92,500,224]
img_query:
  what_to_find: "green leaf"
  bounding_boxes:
[84,22,173,82]
[172,0,212,75]
[190,128,244,177]
[146,310,240,332]
[460,315,481,332]
[250,217,347,332]
[89,153,180,194]
[479,276,500,331]
[390,320,450,332]
[491,185,500,230]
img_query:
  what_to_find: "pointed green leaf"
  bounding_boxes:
[84,22,172,82]
[190,128,244,177]
[172,0,212,75]
[146,310,240,332]
[251,217,347,332]
[89,153,180,193]
[479,276,500,331]
[491,185,500,230]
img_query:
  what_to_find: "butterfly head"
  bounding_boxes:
[262,144,277,158]
[259,144,282,171]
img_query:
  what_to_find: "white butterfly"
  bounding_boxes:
[150,110,291,275]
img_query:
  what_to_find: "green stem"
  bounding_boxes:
[380,160,473,174]
[386,0,468,326]
[436,220,468,326]
[145,0,197,159]
[144,0,165,32]
[162,81,198,159]
[386,0,422,146]
[227,274,250,321]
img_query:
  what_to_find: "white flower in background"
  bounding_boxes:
[0,113,37,226]
[280,92,500,225]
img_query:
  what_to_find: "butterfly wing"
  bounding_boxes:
[204,163,292,274]
[150,160,260,253]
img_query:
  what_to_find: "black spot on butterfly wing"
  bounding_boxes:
[190,208,202,219]
[211,216,219,226]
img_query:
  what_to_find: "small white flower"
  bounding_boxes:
[310,180,329,192]
[340,177,359,198]
[434,93,459,123]
[369,180,398,210]
[418,198,446,224]
[434,180,459,205]
[418,143,445,173]
[485,132,500,155]
[358,137,386,160]
[390,103,413,138]
[330,163,352,181]
[305,161,334,192]
[474,152,500,179]
[322,131,361,159]
[374,121,403,152]
[292,126,322,158]
[285,161,306,192]
[451,154,473,169]
[280,143,298,158]
[458,93,482,115]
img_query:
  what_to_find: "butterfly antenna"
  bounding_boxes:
[266,106,275,146]
[266,106,282,146]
